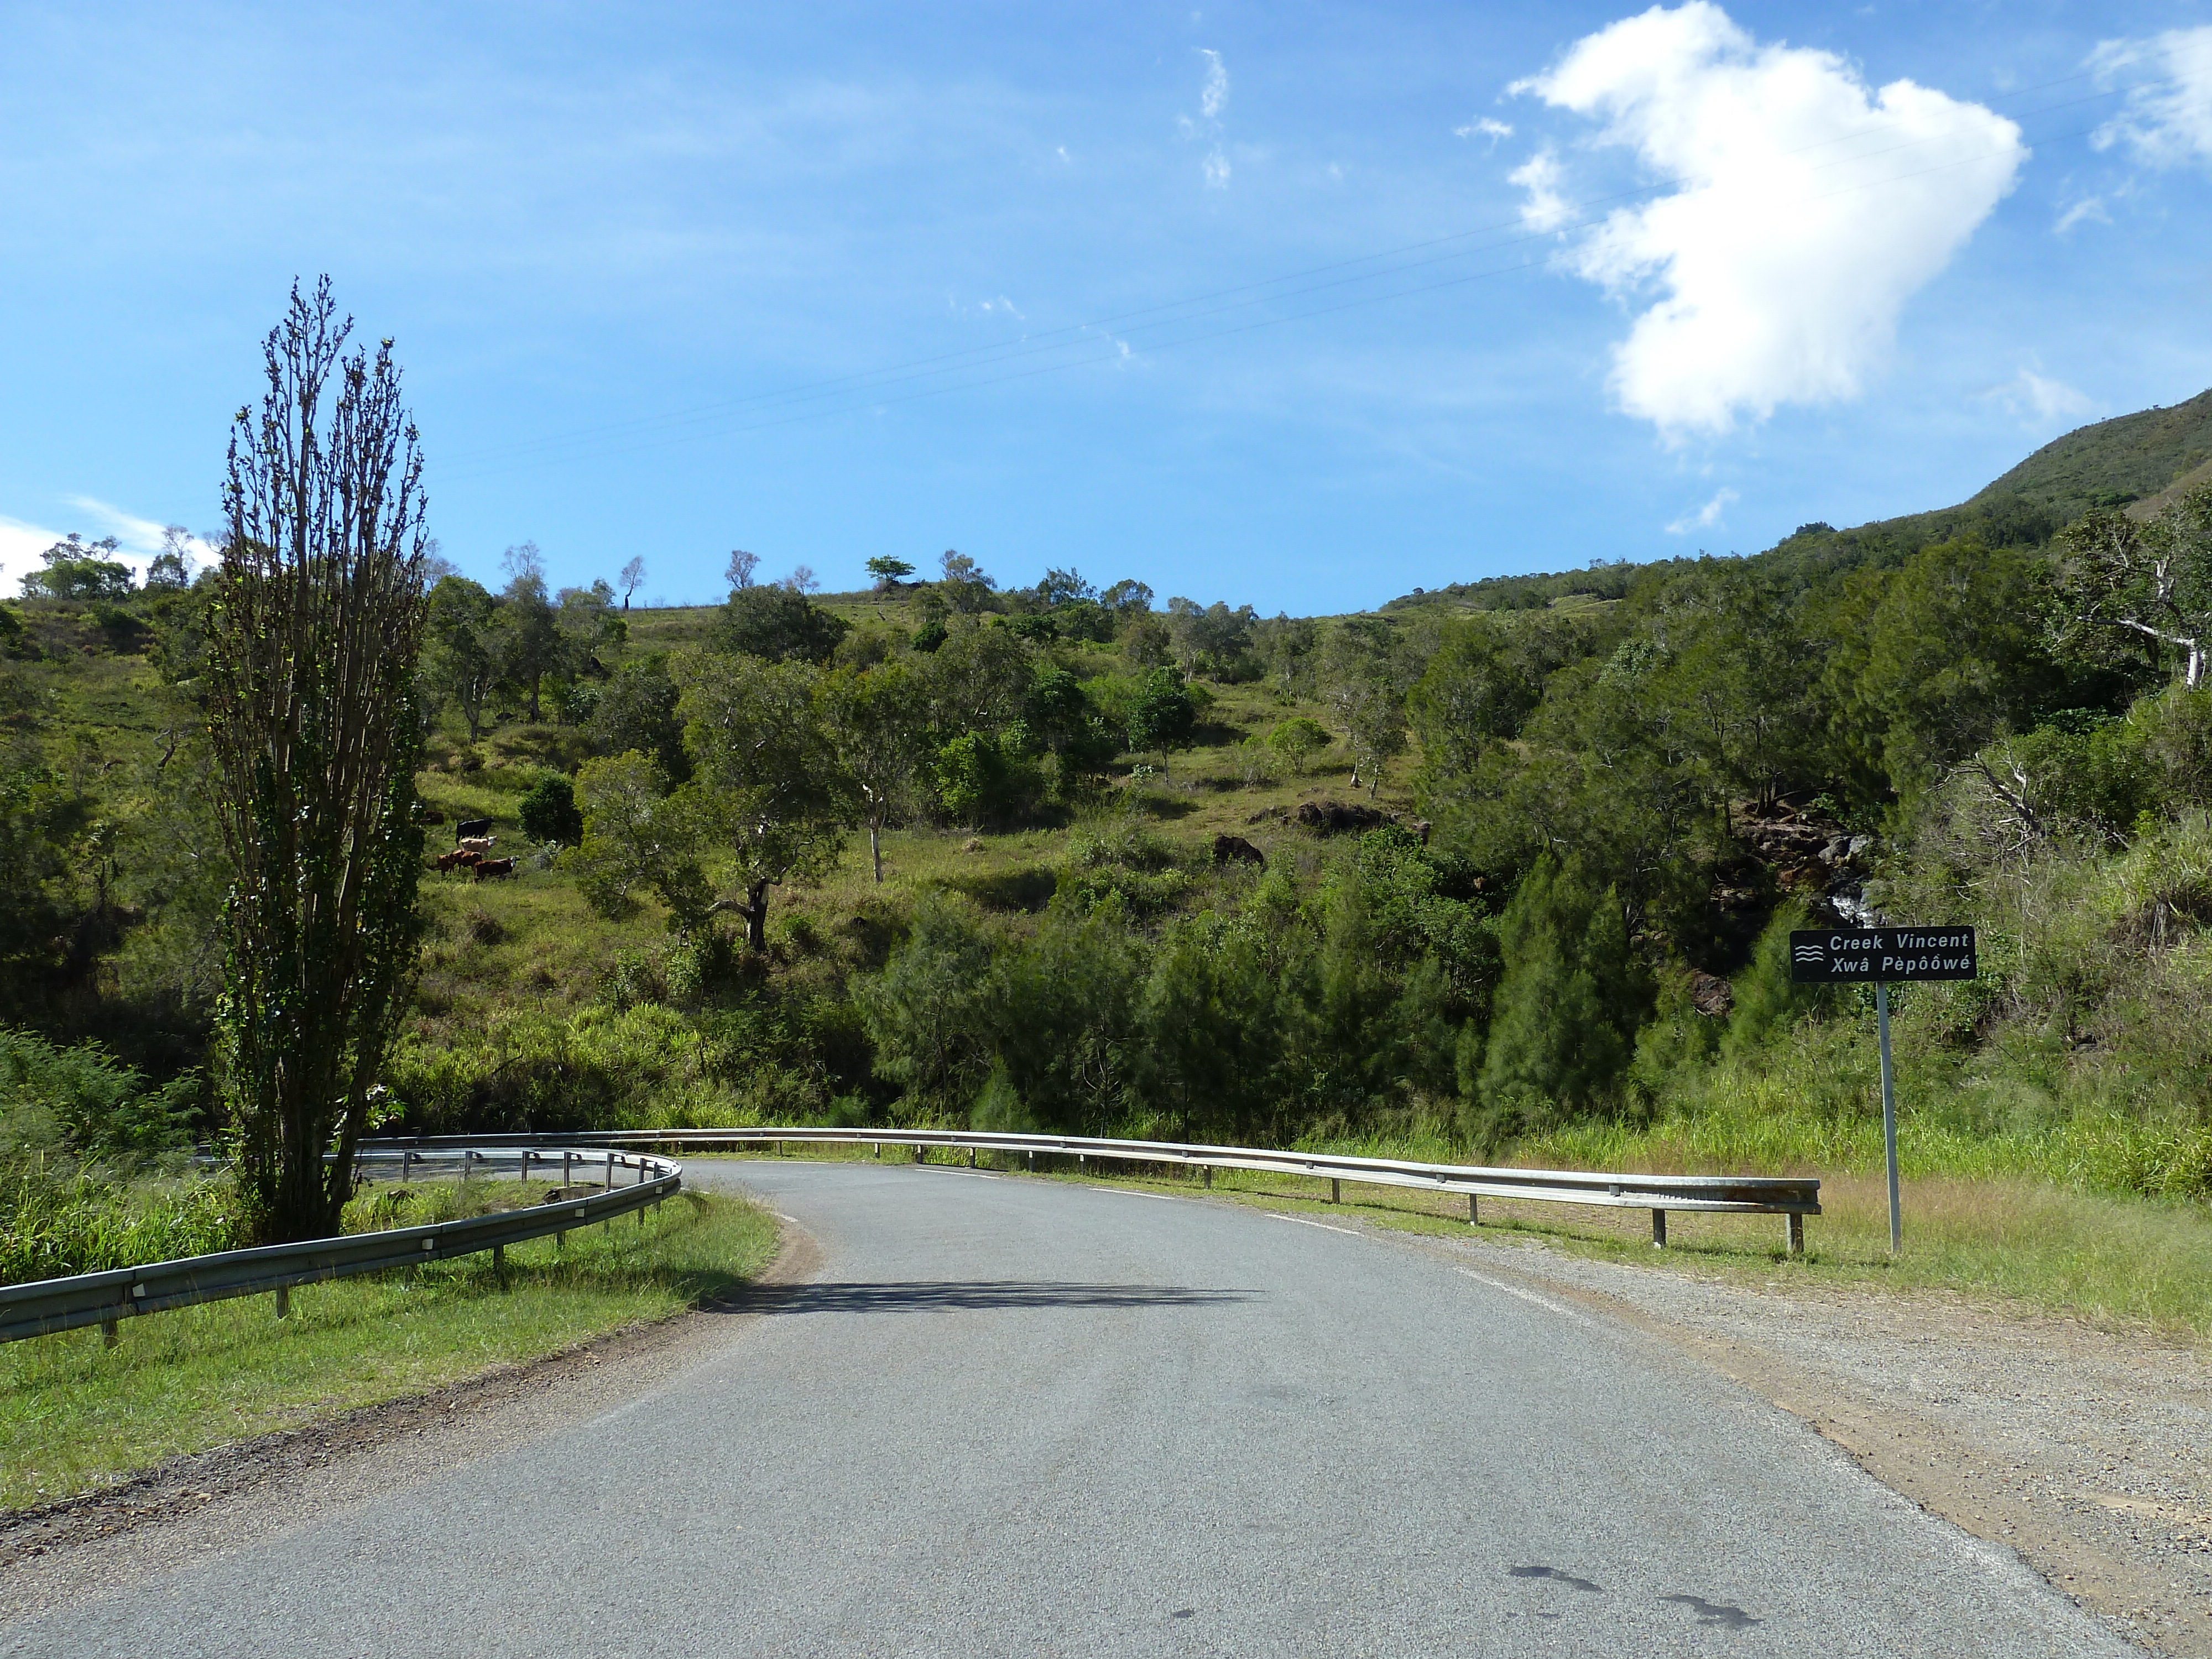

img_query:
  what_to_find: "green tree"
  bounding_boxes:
[205,278,431,1243]
[1124,667,1197,769]
[21,534,133,601]
[569,751,715,932]
[1323,617,1407,797]
[1828,538,2054,804]
[867,555,916,586]
[493,547,560,722]
[718,584,851,663]
[518,771,583,845]
[678,653,849,951]
[821,660,930,881]
[1475,858,1651,1136]
[2056,486,2212,688]
[423,575,502,741]
[589,654,689,782]
[1266,716,1330,775]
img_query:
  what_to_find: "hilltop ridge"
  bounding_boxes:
[1387,387,2212,616]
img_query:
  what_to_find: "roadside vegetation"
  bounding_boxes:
[0,1185,774,1511]
[2,354,2211,1342]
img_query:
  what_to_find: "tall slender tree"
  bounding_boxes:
[205,278,431,1243]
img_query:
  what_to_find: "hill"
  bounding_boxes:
[1387,387,2212,615]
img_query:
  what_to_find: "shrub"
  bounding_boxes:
[518,772,584,846]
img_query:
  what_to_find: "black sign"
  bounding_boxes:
[1789,928,1977,984]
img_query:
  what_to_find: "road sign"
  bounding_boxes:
[1787,924,1976,1256]
[1788,928,1976,984]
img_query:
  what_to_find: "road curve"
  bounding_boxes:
[3,1160,2126,1657]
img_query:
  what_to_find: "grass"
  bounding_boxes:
[0,1186,778,1511]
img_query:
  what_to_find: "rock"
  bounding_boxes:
[1293,800,1393,835]
[1689,971,1734,1018]
[1212,834,1267,867]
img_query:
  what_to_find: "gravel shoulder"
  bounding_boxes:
[1392,1222,2212,1657]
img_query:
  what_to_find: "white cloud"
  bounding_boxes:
[2054,195,2110,234]
[0,517,66,598]
[1186,49,1232,188]
[1665,486,1738,534]
[1514,2,2025,439]
[2091,26,2212,167]
[1456,117,1515,146]
[1986,367,2096,425]
[1198,49,1228,120]
[1509,148,1571,231]
[0,499,214,597]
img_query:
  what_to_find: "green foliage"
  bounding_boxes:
[1721,903,1828,1060]
[0,1027,197,1159]
[1475,859,1651,1137]
[1123,667,1197,756]
[933,729,1042,826]
[518,772,583,846]
[718,584,852,664]
[588,654,690,783]
[21,535,134,602]
[1266,716,1329,774]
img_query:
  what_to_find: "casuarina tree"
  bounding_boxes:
[205,278,432,1243]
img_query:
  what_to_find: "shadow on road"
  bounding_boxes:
[713,1280,1258,1315]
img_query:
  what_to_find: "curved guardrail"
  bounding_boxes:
[4,1126,1819,1348]
[0,1146,680,1346]
[364,1126,1819,1253]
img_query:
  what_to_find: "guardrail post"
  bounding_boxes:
[1203,1165,1212,1188]
[1329,1178,1340,1204]
[275,1284,290,1319]
[402,1148,413,1184]
[1467,1193,1478,1225]
[1651,1209,1667,1249]
[493,1243,506,1285]
[1787,1212,1805,1256]
[100,1316,118,1347]
[968,1147,977,1168]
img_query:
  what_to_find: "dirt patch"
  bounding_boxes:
[0,1220,821,1624]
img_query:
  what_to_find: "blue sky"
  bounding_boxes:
[2,2,2208,613]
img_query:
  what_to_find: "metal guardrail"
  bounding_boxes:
[364,1126,1819,1254]
[0,1147,681,1346]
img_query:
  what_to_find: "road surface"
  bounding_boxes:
[2,1159,2128,1656]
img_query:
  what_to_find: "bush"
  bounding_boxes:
[1474,859,1651,1134]
[518,772,584,846]
[0,1028,196,1159]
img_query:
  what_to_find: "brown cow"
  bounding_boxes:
[433,849,479,873]
[472,857,517,880]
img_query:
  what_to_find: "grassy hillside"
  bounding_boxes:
[1973,385,2212,520]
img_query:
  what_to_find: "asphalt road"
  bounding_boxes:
[3,1160,2129,1657]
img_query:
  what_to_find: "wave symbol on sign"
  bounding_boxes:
[1791,945,1826,962]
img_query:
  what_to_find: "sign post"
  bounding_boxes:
[1790,926,1978,1254]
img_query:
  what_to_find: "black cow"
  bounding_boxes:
[455,817,493,843]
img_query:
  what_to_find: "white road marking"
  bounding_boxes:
[1087,1186,1181,1201]
[923,1167,1001,1180]
[1452,1266,1595,1326]
[1264,1212,1364,1238]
